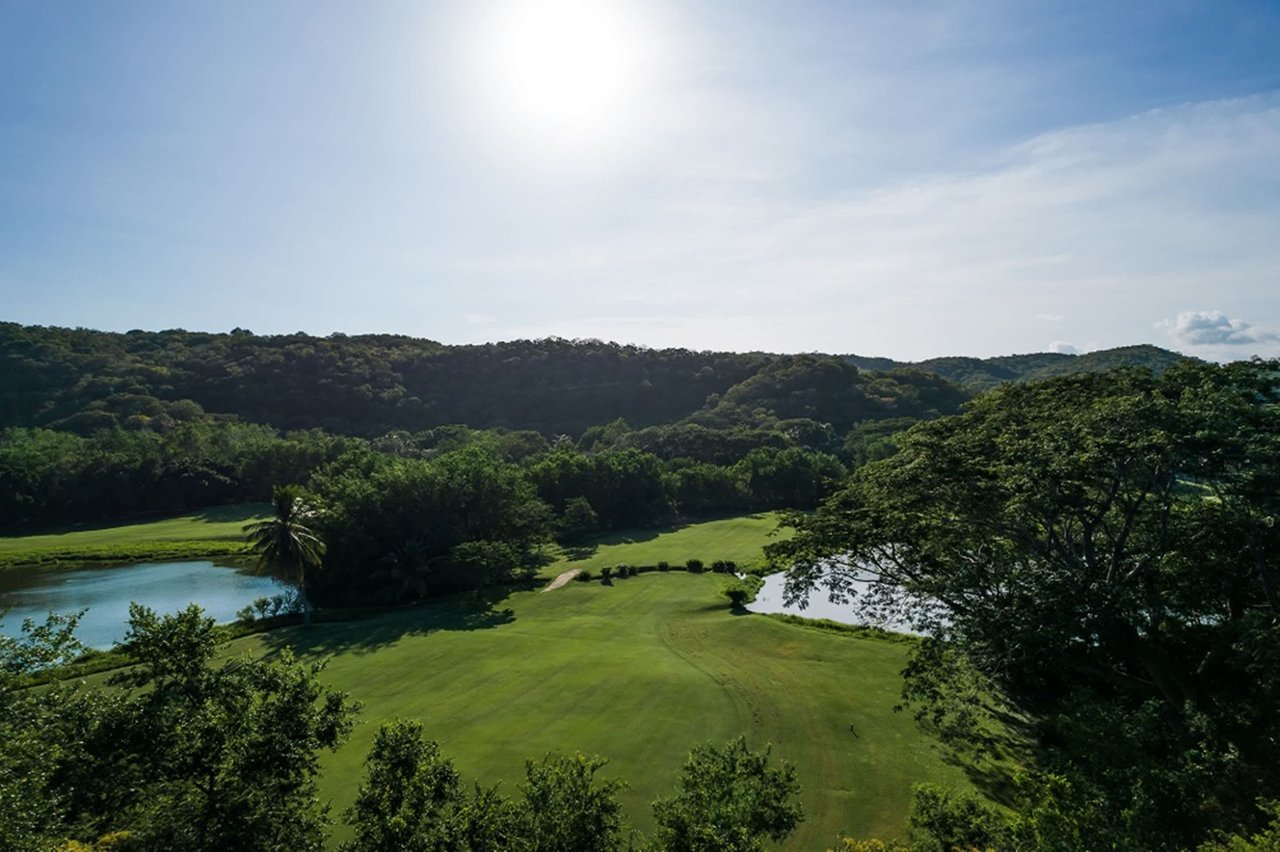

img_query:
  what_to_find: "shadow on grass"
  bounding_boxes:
[190,503,272,524]
[256,584,521,658]
[934,719,1035,807]
[561,522,687,558]
[0,502,271,540]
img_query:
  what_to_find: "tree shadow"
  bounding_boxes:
[935,722,1036,807]
[560,544,599,561]
[255,585,519,658]
[191,503,272,524]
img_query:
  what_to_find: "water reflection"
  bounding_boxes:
[746,571,920,635]
[0,560,287,649]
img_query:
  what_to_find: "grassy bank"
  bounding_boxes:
[0,504,268,568]
[545,512,792,577]
[231,572,981,848]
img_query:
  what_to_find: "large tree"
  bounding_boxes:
[771,361,1280,849]
[650,736,802,852]
[0,605,357,850]
[245,484,327,624]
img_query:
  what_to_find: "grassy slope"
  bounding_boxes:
[234,573,972,848]
[545,512,793,577]
[0,504,269,567]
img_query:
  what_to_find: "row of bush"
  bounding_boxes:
[573,558,742,583]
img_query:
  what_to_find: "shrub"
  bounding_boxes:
[600,565,613,582]
[711,559,737,574]
[657,561,670,572]
[686,559,704,573]
[236,591,302,624]
[575,570,592,582]
[615,563,631,579]
[725,585,750,608]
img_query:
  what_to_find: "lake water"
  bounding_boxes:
[0,560,287,649]
[747,571,920,634]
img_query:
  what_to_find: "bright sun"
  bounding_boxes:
[474,0,657,148]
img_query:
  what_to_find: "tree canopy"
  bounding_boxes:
[772,360,1280,849]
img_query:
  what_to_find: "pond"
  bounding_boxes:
[0,560,288,650]
[746,570,920,634]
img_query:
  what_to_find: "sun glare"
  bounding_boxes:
[473,0,658,150]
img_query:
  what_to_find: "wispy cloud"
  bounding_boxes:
[466,94,1280,359]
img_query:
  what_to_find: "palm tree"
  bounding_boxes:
[244,485,326,626]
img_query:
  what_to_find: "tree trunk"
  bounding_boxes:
[300,568,312,627]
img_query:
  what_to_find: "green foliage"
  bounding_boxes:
[723,584,750,609]
[520,753,627,852]
[312,445,552,604]
[710,559,736,573]
[527,447,674,530]
[731,446,847,511]
[342,720,462,852]
[650,736,802,852]
[0,612,86,852]
[906,784,1010,852]
[775,360,1280,849]
[2,604,357,851]
[0,422,353,529]
[656,560,670,571]
[558,496,599,542]
[1199,801,1280,851]
[244,484,325,624]
[692,355,969,433]
[0,323,766,439]
[685,559,703,573]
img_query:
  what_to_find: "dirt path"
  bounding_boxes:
[541,568,582,592]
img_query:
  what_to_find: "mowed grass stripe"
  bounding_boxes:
[545,512,792,576]
[233,573,970,848]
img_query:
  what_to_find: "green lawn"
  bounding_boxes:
[544,512,793,577]
[0,504,269,568]
[233,573,977,849]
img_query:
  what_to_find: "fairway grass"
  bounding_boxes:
[0,504,269,568]
[545,512,793,577]
[235,573,976,848]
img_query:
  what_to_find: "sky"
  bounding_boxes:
[1,0,1278,361]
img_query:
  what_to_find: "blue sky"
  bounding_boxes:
[1,0,1278,360]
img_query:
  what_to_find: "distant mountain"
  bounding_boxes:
[1,322,1196,438]
[841,344,1193,391]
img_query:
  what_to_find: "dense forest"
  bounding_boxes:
[1,322,1184,437]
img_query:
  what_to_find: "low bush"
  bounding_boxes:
[711,559,737,574]
[656,561,670,572]
[575,570,592,582]
[686,558,704,573]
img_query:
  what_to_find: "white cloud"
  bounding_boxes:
[1160,310,1277,346]
[462,94,1280,359]
[1050,341,1081,354]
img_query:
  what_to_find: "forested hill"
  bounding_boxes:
[843,344,1191,390]
[1,322,1189,437]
